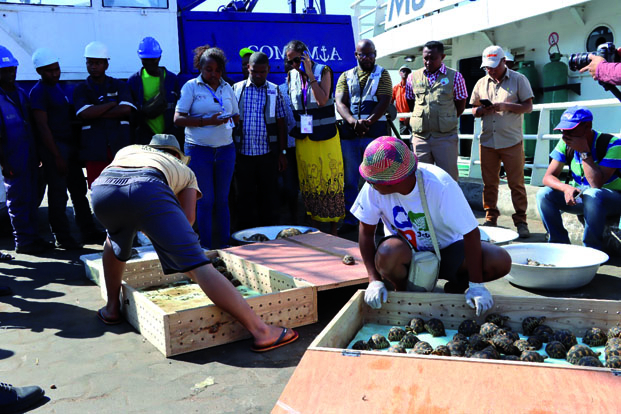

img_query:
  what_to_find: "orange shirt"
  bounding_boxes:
[392,82,410,121]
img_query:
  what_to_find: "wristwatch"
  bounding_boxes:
[282,149,287,155]
[580,152,591,160]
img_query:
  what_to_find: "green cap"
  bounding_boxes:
[239,47,254,58]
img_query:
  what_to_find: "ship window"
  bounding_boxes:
[0,0,90,6]
[102,0,167,8]
[586,26,614,52]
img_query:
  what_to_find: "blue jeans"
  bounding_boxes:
[341,137,374,225]
[185,142,235,249]
[536,186,621,250]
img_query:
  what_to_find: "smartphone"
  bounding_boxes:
[479,99,492,107]
[217,113,232,120]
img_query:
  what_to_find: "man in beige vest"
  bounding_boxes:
[471,46,534,238]
[405,41,468,181]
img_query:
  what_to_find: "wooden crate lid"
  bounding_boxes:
[225,233,367,291]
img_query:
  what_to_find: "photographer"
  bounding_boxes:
[580,53,621,84]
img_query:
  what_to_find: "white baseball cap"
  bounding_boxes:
[480,45,505,68]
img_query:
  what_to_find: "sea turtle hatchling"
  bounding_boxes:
[567,344,601,365]
[352,340,370,350]
[368,334,390,350]
[532,325,555,343]
[406,318,426,334]
[576,356,604,367]
[485,313,510,327]
[446,340,468,357]
[387,345,406,354]
[479,322,500,339]
[458,319,480,337]
[244,233,269,242]
[545,341,568,359]
[424,318,446,337]
[387,327,406,342]
[520,351,547,363]
[491,334,520,356]
[398,333,420,349]
[276,228,302,239]
[582,327,607,347]
[522,316,546,336]
[431,345,451,356]
[412,341,433,355]
[342,255,355,265]
[605,356,621,368]
[553,329,578,350]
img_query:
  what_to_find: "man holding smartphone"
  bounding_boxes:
[471,45,534,238]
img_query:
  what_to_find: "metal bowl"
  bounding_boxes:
[478,226,519,245]
[502,243,609,290]
[231,225,319,245]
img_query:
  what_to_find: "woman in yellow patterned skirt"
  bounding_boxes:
[284,40,345,235]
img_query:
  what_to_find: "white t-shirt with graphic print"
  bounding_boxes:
[351,163,478,251]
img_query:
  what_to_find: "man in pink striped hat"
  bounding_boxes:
[351,136,511,315]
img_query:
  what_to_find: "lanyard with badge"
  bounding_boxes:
[300,72,313,135]
[206,84,234,129]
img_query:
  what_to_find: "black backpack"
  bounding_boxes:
[564,132,621,184]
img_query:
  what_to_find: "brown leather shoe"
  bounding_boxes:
[517,223,530,238]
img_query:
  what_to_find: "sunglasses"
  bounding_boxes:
[285,56,302,66]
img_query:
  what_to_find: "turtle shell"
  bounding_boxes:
[472,346,499,360]
[352,340,370,350]
[342,255,355,265]
[553,329,578,350]
[605,342,621,360]
[458,319,480,336]
[485,313,510,327]
[522,316,546,336]
[469,333,491,351]
[446,340,468,357]
[532,325,555,343]
[605,356,621,369]
[583,327,607,347]
[545,341,568,359]
[577,356,604,367]
[464,345,476,358]
[387,327,406,342]
[499,330,520,343]
[245,233,269,242]
[526,336,543,350]
[453,333,469,342]
[368,334,390,350]
[491,334,520,356]
[387,344,406,353]
[412,341,433,355]
[398,333,420,349]
[606,337,621,348]
[276,228,302,239]
[211,257,226,268]
[607,325,621,340]
[501,355,521,361]
[407,318,426,334]
[520,351,547,363]
[514,339,535,353]
[431,345,451,356]
[567,344,600,365]
[424,318,446,337]
[479,322,500,339]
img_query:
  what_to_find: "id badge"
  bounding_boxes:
[301,114,313,134]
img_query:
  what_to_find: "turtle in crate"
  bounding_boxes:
[491,334,520,356]
[398,333,420,349]
[522,316,546,336]
[406,318,426,334]
[576,356,604,367]
[471,346,499,360]
[388,327,407,342]
[446,340,468,357]
[424,318,446,337]
[431,345,451,356]
[582,327,607,347]
[368,334,390,350]
[531,325,555,343]
[566,344,601,365]
[410,341,433,355]
[520,351,547,363]
[479,322,500,339]
[485,313,510,328]
[605,338,621,361]
[387,345,406,354]
[457,319,480,337]
[552,329,578,350]
[545,341,568,359]
[607,324,621,340]
[352,340,371,351]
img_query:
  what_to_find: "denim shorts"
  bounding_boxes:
[91,167,211,274]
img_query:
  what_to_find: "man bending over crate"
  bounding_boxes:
[351,136,511,315]
[91,134,298,352]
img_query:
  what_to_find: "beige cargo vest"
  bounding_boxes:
[409,67,458,139]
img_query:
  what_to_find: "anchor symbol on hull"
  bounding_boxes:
[319,46,329,62]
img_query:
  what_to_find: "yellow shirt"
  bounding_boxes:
[109,145,201,198]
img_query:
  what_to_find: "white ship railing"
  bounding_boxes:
[394,98,621,186]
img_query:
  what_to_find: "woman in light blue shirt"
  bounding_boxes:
[175,46,239,249]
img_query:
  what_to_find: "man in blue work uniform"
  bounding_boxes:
[0,45,52,254]
[30,48,105,249]
[127,37,182,146]
[73,41,135,188]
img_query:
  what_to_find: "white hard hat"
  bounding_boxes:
[84,41,110,59]
[32,48,59,69]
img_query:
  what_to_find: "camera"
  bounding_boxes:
[569,42,620,71]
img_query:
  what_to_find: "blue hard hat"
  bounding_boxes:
[0,45,19,68]
[137,37,162,59]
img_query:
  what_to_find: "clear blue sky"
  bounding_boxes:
[195,0,354,15]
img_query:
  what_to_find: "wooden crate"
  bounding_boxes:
[275,291,621,414]
[116,249,317,357]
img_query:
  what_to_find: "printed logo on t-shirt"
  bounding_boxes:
[408,212,429,231]
[392,206,431,251]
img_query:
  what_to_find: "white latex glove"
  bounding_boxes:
[364,281,388,309]
[465,282,494,316]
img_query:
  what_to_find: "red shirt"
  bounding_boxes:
[392,82,409,121]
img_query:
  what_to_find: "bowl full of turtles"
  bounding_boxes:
[346,314,620,369]
[502,243,609,290]
[231,226,318,245]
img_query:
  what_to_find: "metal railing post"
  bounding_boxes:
[531,107,551,186]
[468,117,482,179]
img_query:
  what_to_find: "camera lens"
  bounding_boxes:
[568,53,591,71]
